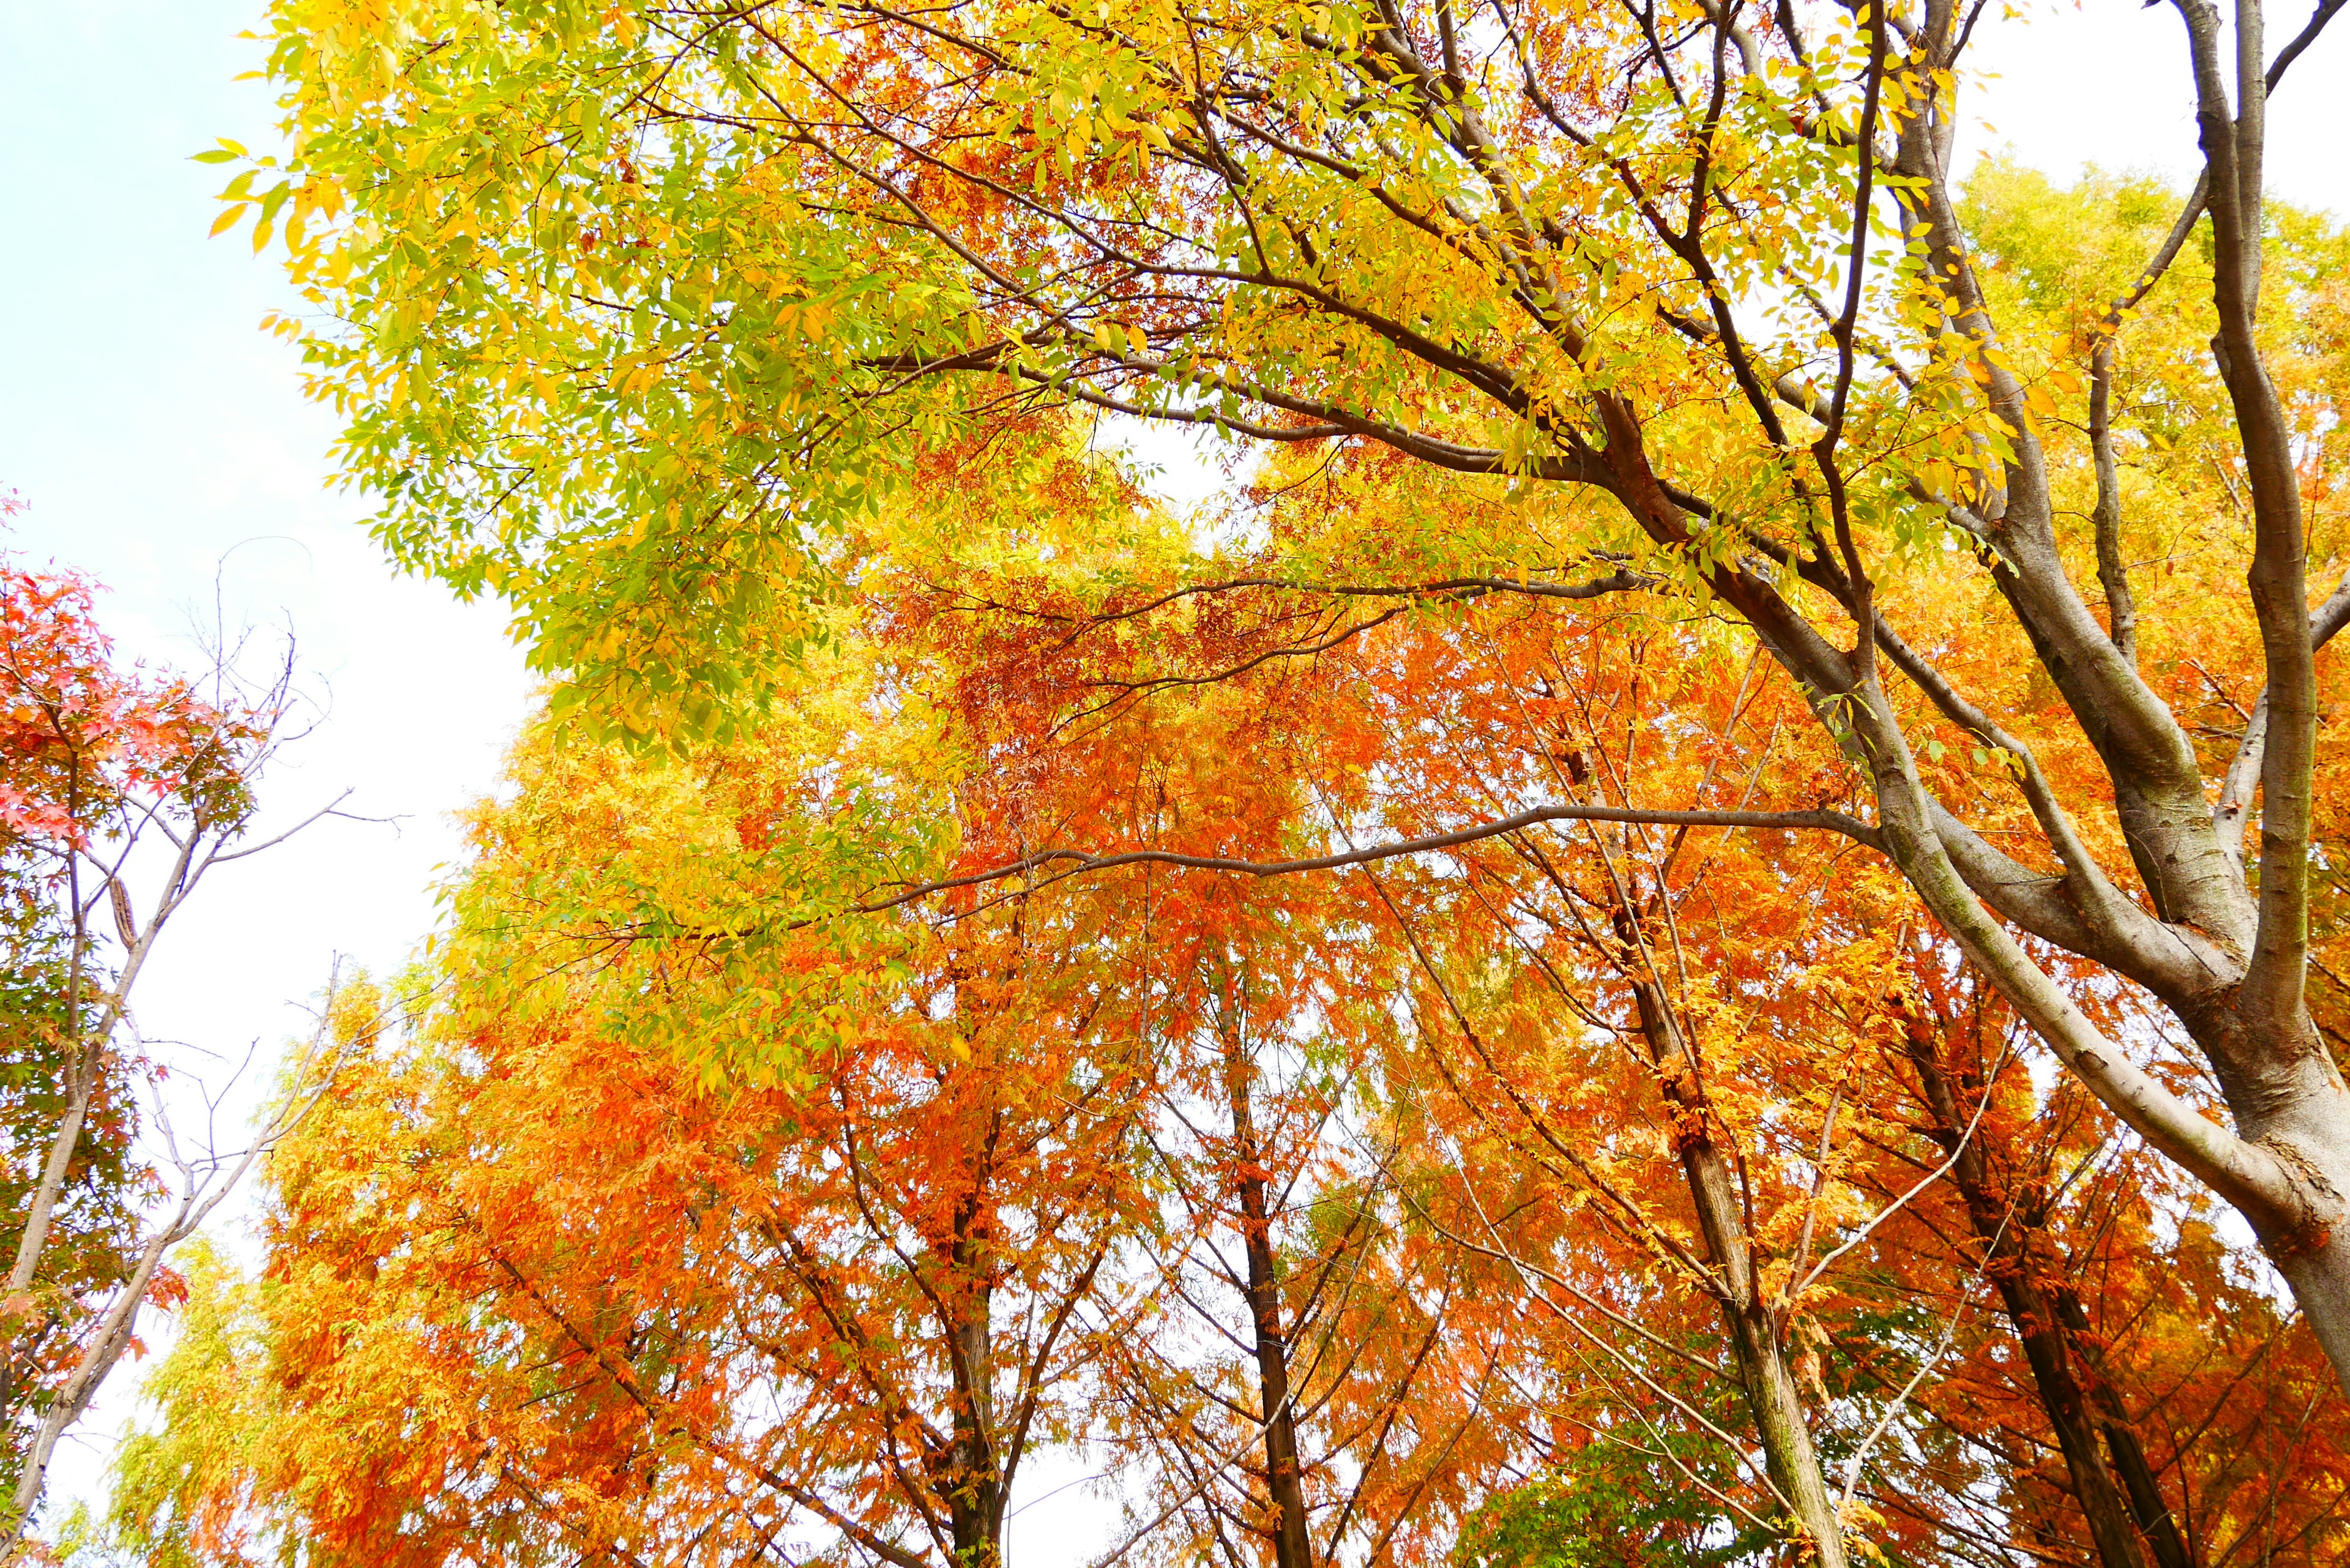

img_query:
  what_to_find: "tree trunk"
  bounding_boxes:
[1223,1032,1315,1568]
[1901,1011,2160,1568]
[2167,1000,2350,1394]
[1628,982,1849,1568]
[2050,1285,2196,1568]
[939,1187,1001,1567]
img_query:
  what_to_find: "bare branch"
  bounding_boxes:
[851,804,1882,917]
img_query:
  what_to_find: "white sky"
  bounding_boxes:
[1,0,539,1517]
[1,0,2343,1554]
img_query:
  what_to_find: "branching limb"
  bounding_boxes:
[851,802,1881,919]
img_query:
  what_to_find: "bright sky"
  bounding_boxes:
[1,0,2343,1550]
[1,1,537,1514]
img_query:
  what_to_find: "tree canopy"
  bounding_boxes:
[72,0,2350,1561]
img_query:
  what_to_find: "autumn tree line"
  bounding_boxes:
[7,0,2350,1561]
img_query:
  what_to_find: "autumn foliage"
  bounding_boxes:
[1,534,260,1500]
[61,0,2350,1560]
[108,402,2350,1561]
[1,513,355,1548]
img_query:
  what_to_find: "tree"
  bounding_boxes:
[231,0,2350,1392]
[1304,588,1930,1564]
[103,682,1166,1568]
[1846,941,2350,1564]
[1089,879,1496,1568]
[878,542,1510,1564]
[0,520,352,1545]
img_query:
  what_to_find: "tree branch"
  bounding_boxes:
[856,804,1882,916]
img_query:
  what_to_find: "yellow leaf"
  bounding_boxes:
[209,204,245,239]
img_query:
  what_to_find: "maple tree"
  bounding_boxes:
[0,522,142,1515]
[0,515,352,1546]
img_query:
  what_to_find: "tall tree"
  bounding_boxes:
[105,682,1160,1568]
[1845,940,2350,1565]
[1101,893,1493,1568]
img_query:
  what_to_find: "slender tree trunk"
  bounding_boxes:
[1901,1014,2158,1568]
[5,1058,99,1312]
[940,1189,1001,1567]
[2050,1285,2197,1568]
[1628,982,1849,1568]
[1222,1032,1314,1568]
